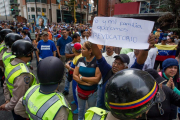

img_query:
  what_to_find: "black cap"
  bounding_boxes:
[114,54,130,64]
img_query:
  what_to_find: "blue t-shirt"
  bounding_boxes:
[37,40,57,59]
[57,36,72,55]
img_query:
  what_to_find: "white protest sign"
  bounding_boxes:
[89,17,154,49]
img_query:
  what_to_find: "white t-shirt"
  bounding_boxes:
[102,52,117,66]
[148,47,158,68]
[80,36,88,45]
[127,52,152,70]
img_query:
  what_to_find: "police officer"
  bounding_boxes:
[0,40,37,120]
[85,69,165,120]
[0,29,12,86]
[3,33,22,67]
[0,29,12,67]
[14,56,73,120]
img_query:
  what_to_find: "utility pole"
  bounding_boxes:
[3,0,7,21]
[50,0,52,22]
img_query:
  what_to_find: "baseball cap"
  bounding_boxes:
[114,54,130,64]
[54,34,61,38]
[42,31,48,36]
[23,27,28,30]
[73,43,81,52]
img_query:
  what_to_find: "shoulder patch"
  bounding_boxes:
[24,76,30,84]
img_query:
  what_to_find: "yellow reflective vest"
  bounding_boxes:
[23,85,73,120]
[5,63,36,96]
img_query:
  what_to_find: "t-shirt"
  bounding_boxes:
[80,36,88,45]
[65,42,74,61]
[73,54,82,65]
[76,57,98,91]
[57,36,72,55]
[120,48,133,54]
[37,40,57,59]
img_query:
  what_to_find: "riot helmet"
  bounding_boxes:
[4,33,22,48]
[37,56,64,92]
[105,69,165,120]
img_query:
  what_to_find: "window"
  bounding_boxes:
[64,1,68,5]
[37,7,41,12]
[84,5,87,9]
[32,15,35,19]
[28,15,30,19]
[28,7,30,12]
[26,0,47,3]
[31,7,35,12]
[56,0,60,4]
[78,4,81,8]
[42,8,46,12]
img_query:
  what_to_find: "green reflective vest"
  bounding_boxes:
[22,85,73,120]
[85,107,108,120]
[5,63,36,96]
[2,51,16,67]
[0,43,5,53]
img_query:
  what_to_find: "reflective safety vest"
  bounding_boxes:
[5,63,36,96]
[2,51,16,67]
[22,85,73,120]
[0,43,5,53]
[85,107,108,120]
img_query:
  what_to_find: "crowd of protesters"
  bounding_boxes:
[1,20,180,120]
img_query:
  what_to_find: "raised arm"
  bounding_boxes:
[137,33,155,65]
[91,43,102,60]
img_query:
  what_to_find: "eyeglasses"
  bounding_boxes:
[113,61,124,67]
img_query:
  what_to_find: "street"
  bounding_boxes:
[0,53,78,120]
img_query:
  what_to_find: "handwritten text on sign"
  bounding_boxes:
[88,17,154,49]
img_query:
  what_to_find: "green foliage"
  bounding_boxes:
[121,0,132,3]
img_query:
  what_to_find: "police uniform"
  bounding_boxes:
[15,85,72,120]
[14,56,73,120]
[2,47,15,67]
[3,58,36,110]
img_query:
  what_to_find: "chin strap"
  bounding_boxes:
[158,103,164,115]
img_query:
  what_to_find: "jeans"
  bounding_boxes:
[96,84,103,107]
[72,80,78,107]
[64,78,70,92]
[76,89,97,120]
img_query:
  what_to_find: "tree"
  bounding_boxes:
[121,0,132,3]
[157,0,180,28]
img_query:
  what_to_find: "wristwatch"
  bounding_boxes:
[80,76,83,80]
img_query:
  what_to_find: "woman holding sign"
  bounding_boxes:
[73,41,101,120]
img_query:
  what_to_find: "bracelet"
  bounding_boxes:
[80,76,83,80]
[69,67,71,70]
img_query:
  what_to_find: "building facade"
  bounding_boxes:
[0,0,11,16]
[19,0,89,23]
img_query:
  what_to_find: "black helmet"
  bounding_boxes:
[4,33,22,47]
[37,57,64,92]
[0,29,12,41]
[11,40,35,57]
[105,69,165,120]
